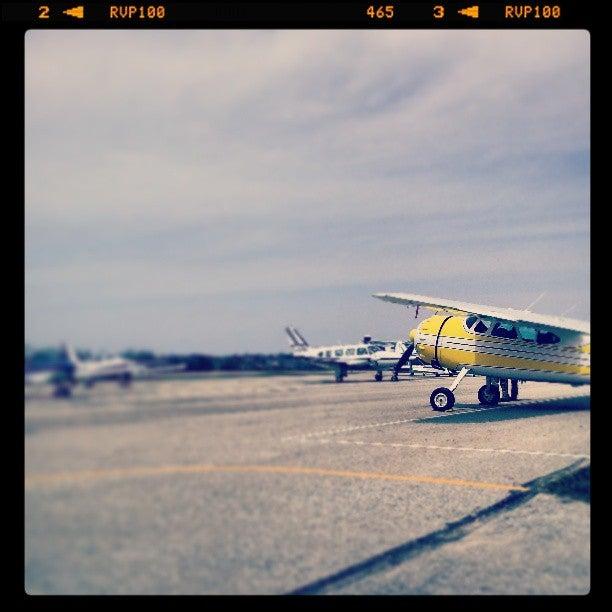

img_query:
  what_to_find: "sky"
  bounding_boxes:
[25,30,590,354]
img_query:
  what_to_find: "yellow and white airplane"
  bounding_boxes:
[373,293,590,411]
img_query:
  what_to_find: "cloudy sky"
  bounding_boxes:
[25,30,589,354]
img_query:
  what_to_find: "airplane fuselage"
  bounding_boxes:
[414,314,590,386]
[74,357,136,383]
[294,344,373,369]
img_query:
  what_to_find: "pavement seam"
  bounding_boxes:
[287,459,589,595]
[25,392,415,436]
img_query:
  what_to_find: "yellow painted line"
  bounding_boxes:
[25,464,528,492]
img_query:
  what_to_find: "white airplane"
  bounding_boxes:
[373,292,590,411]
[285,326,438,382]
[25,344,185,397]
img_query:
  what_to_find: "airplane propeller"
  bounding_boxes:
[392,341,414,376]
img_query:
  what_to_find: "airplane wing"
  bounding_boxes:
[131,363,187,378]
[372,292,590,335]
[25,370,55,385]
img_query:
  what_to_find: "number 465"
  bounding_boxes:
[367,6,394,19]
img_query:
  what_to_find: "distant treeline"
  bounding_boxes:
[24,346,325,373]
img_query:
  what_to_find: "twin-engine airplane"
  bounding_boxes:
[373,293,590,411]
[285,326,451,382]
[286,326,391,382]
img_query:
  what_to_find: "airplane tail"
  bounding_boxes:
[285,326,309,348]
[292,328,308,347]
[61,343,80,366]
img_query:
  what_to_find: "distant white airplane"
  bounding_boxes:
[285,327,450,382]
[25,344,185,397]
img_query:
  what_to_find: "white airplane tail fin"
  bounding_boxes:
[62,343,80,366]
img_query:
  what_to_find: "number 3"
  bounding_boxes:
[433,5,444,19]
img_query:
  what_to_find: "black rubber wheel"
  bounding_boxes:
[430,387,455,411]
[390,373,399,382]
[374,372,383,382]
[118,373,132,387]
[478,384,500,406]
[53,384,72,398]
[510,381,519,400]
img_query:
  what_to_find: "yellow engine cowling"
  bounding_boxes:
[413,315,476,370]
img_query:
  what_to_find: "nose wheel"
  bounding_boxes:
[430,387,455,411]
[334,364,348,382]
[53,383,73,398]
[428,366,470,411]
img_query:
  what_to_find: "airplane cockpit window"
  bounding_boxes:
[325,350,332,358]
[335,349,344,357]
[491,321,518,339]
[345,348,355,355]
[465,315,478,330]
[537,330,561,345]
[356,347,368,355]
[473,317,492,334]
[318,351,324,357]
[518,325,537,342]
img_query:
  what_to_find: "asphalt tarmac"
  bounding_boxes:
[24,372,590,594]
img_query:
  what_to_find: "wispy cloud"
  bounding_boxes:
[25,31,589,352]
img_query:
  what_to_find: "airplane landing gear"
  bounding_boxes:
[478,384,500,406]
[53,383,72,398]
[118,373,132,388]
[335,365,347,383]
[390,372,399,382]
[429,366,470,411]
[430,388,455,411]
[374,371,383,382]
[510,379,519,401]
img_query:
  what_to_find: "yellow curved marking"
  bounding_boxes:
[24,464,528,492]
